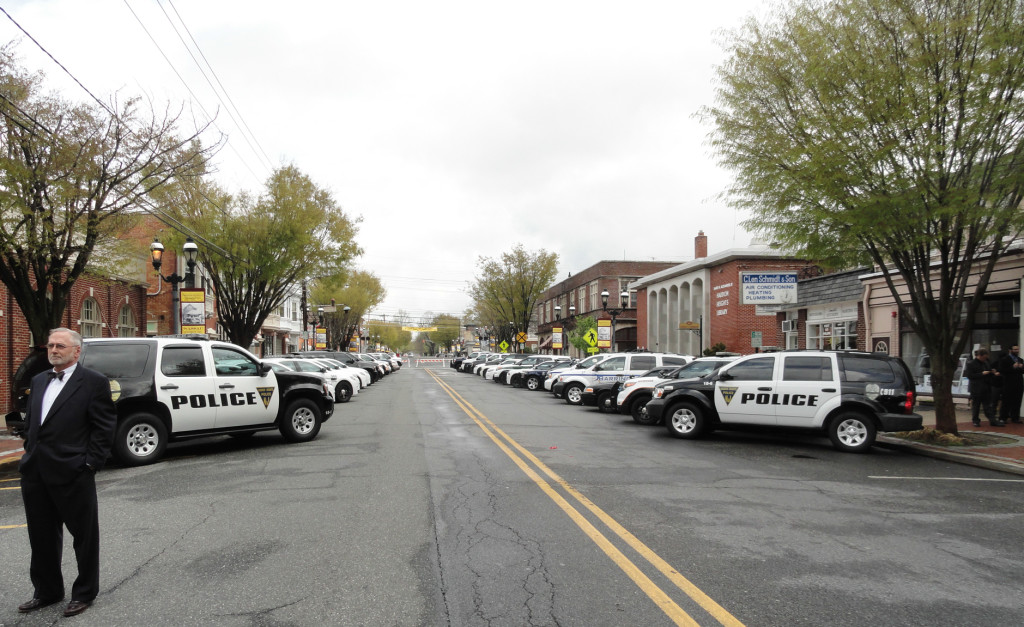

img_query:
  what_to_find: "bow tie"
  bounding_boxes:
[48,370,65,381]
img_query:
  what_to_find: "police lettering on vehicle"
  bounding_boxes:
[171,386,276,411]
[720,386,819,407]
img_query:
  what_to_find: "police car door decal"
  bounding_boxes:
[715,356,778,425]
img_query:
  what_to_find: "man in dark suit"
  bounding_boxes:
[996,345,1024,424]
[17,328,117,617]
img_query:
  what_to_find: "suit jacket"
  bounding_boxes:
[19,364,117,485]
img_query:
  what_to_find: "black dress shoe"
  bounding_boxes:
[972,421,981,427]
[63,600,90,617]
[990,421,1006,427]
[18,597,63,613]
[1012,419,1022,424]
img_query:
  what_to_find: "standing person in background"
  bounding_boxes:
[996,345,1024,424]
[963,348,1004,427]
[17,328,117,617]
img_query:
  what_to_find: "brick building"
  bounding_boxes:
[1,270,149,418]
[535,260,679,357]
[631,232,811,356]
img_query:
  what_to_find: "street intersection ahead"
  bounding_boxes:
[1,365,1022,625]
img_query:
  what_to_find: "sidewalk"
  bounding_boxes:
[2,404,1024,475]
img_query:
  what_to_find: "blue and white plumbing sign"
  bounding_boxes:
[740,272,798,305]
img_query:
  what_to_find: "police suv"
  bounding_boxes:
[552,352,692,405]
[644,350,922,452]
[74,337,334,466]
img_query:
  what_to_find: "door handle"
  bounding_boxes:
[822,388,837,393]
[160,384,179,390]
[757,387,772,391]
[219,383,235,389]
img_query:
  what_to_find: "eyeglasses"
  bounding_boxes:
[46,343,76,350]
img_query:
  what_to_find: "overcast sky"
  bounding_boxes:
[3,0,769,324]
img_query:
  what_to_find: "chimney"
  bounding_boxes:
[695,230,707,259]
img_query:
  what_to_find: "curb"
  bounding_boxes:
[876,435,1024,477]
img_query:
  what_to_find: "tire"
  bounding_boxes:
[525,376,541,391]
[113,413,168,466]
[597,391,615,413]
[664,402,709,439]
[630,394,657,425]
[279,398,323,443]
[565,383,584,405]
[827,412,876,453]
[334,381,353,403]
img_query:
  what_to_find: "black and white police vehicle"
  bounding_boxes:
[67,337,334,466]
[644,350,922,452]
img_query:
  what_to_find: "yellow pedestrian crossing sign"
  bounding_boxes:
[584,328,598,346]
[499,340,509,352]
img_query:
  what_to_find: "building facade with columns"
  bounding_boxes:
[631,231,811,356]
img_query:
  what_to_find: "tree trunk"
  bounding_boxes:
[929,359,959,434]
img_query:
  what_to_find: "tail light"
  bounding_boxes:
[904,390,915,413]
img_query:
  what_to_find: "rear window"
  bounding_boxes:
[630,355,656,370]
[841,356,897,383]
[161,346,206,377]
[82,343,150,378]
[783,356,834,382]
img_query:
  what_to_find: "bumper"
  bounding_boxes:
[551,381,565,397]
[878,412,923,432]
[644,398,667,421]
[320,396,335,421]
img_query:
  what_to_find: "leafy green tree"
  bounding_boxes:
[171,165,361,348]
[310,269,386,351]
[468,244,558,348]
[0,45,213,344]
[427,313,461,352]
[706,0,1024,433]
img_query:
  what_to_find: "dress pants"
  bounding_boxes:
[20,471,100,603]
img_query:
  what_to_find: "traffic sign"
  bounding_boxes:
[516,332,528,343]
[751,331,763,348]
[499,340,509,352]
[583,328,598,346]
[587,347,600,353]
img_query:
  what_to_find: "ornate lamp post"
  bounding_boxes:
[601,289,630,352]
[150,237,199,335]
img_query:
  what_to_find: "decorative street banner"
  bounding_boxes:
[180,288,206,334]
[552,327,563,350]
[315,327,327,350]
[597,319,612,348]
[740,272,798,305]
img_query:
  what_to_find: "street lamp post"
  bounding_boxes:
[150,237,199,335]
[601,289,630,353]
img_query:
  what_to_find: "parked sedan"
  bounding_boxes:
[264,357,359,403]
[509,360,573,390]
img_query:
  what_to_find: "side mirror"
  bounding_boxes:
[320,367,328,373]
[717,371,732,381]
[259,363,272,376]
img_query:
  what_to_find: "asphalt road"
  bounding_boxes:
[1,366,1022,626]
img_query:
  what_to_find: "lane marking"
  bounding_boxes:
[869,476,1024,482]
[1,524,27,529]
[427,369,744,627]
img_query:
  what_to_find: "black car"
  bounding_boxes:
[510,360,574,390]
[579,379,624,412]
[645,350,922,453]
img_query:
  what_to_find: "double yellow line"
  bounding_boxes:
[426,370,744,627]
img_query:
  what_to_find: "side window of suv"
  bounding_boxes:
[631,355,656,370]
[783,356,834,382]
[841,356,896,383]
[723,356,775,381]
[213,347,260,376]
[662,356,688,366]
[595,356,627,372]
[161,346,206,377]
[82,343,150,378]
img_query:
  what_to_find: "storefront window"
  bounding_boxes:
[807,320,857,350]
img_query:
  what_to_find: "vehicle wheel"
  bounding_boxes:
[526,376,541,391]
[827,412,876,453]
[597,391,615,413]
[279,398,323,443]
[630,394,657,425]
[334,381,353,403]
[664,402,709,439]
[113,413,168,466]
[565,383,585,405]
[229,431,257,440]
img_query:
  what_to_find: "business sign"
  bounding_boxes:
[180,288,207,334]
[552,327,563,350]
[315,327,327,350]
[740,272,798,305]
[597,319,612,348]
